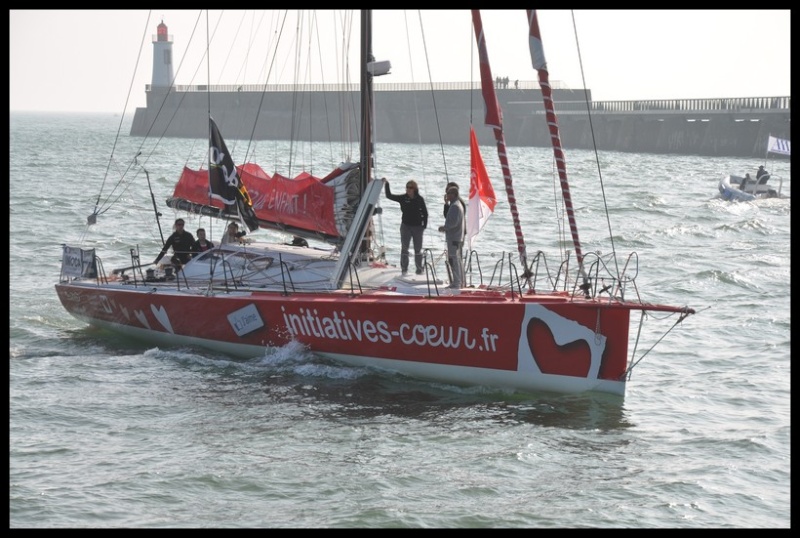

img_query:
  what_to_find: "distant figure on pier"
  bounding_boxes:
[514,79,519,90]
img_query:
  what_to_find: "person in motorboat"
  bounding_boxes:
[756,165,771,184]
[438,186,465,289]
[739,173,752,190]
[221,222,247,245]
[153,218,195,270]
[192,228,214,256]
[384,179,428,275]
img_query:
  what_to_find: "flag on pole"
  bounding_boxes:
[767,135,791,156]
[208,117,259,231]
[466,126,496,251]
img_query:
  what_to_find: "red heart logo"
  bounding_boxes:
[527,317,592,377]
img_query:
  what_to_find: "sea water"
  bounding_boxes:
[9,112,790,528]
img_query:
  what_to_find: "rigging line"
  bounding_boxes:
[332,10,359,168]
[102,10,208,218]
[287,10,308,177]
[625,310,691,378]
[242,11,289,171]
[216,10,254,87]
[404,11,428,190]
[342,10,358,163]
[468,15,475,127]
[102,11,211,236]
[552,156,568,261]
[95,152,148,217]
[210,10,264,160]
[570,10,622,285]
[311,10,337,170]
[92,11,152,219]
[307,12,325,172]
[302,10,316,172]
[417,10,449,191]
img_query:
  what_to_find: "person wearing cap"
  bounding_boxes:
[756,165,770,184]
[442,181,467,241]
[438,187,465,289]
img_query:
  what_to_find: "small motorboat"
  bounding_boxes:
[718,173,783,201]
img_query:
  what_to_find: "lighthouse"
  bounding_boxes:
[151,20,174,87]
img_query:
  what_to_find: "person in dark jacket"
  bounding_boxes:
[384,179,428,275]
[192,228,214,256]
[756,165,771,184]
[154,218,196,269]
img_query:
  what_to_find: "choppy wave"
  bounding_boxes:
[10,112,790,528]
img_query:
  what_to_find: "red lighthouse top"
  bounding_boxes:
[157,20,168,42]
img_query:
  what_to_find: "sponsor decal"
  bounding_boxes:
[61,246,96,278]
[150,305,174,334]
[61,247,84,277]
[518,304,605,379]
[227,304,265,337]
[134,309,151,330]
[280,306,500,353]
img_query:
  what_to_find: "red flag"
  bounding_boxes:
[466,126,497,250]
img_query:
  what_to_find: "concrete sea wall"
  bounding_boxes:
[130,84,790,158]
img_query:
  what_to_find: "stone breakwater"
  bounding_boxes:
[131,85,790,158]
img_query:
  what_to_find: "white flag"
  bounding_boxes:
[767,136,791,156]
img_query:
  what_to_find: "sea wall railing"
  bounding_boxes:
[549,96,791,114]
[152,80,562,93]
[148,81,790,114]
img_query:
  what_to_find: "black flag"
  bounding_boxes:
[208,117,259,231]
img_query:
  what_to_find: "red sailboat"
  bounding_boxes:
[56,10,694,398]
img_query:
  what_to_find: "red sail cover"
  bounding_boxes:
[172,163,354,237]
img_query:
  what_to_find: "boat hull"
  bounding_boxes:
[718,174,784,201]
[55,281,634,396]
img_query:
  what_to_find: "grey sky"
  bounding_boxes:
[10,9,790,113]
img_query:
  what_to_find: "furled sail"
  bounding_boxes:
[168,160,361,243]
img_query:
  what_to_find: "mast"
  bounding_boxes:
[359,9,373,194]
[471,10,529,277]
[525,9,589,292]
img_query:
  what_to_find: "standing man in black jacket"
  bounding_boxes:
[384,179,428,275]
